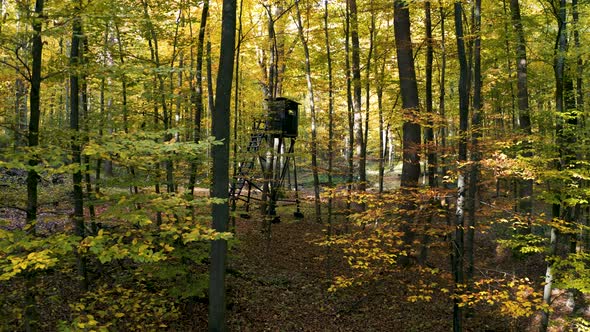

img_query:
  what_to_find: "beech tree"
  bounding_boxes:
[393,0,421,265]
[452,1,469,329]
[208,0,236,329]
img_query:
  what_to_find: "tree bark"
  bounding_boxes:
[453,1,469,330]
[419,0,436,265]
[425,1,436,188]
[344,0,354,220]
[69,0,88,292]
[323,0,334,281]
[510,0,533,225]
[208,0,236,329]
[24,3,45,330]
[188,0,209,196]
[502,0,517,131]
[466,0,482,297]
[394,1,421,189]
[439,1,448,188]
[294,0,321,223]
[26,0,44,232]
[349,0,365,192]
[363,0,375,194]
[393,0,421,265]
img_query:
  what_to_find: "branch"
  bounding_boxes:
[41,69,67,81]
[15,47,32,79]
[0,60,30,80]
[0,204,28,213]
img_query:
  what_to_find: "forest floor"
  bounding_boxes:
[181,205,590,332]
[177,187,558,332]
[177,165,590,331]
[2,168,589,331]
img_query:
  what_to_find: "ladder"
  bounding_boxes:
[230,120,266,200]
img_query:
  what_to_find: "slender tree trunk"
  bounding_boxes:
[377,20,390,194]
[344,0,354,220]
[26,0,44,234]
[502,0,516,131]
[69,0,88,292]
[420,0,436,265]
[188,0,209,195]
[510,0,533,228]
[573,0,583,112]
[91,21,111,234]
[572,0,585,256]
[114,22,135,192]
[542,225,558,331]
[377,61,386,194]
[143,6,163,223]
[208,0,236,329]
[453,1,469,330]
[362,0,375,195]
[539,0,568,329]
[142,0,174,195]
[323,0,334,279]
[207,39,214,137]
[349,0,365,192]
[439,1,448,188]
[393,0,421,265]
[230,0,243,231]
[24,2,45,330]
[294,0,321,223]
[80,33,98,235]
[466,0,482,297]
[425,1,436,188]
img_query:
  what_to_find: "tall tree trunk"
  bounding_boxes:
[324,0,334,279]
[231,0,243,231]
[142,0,174,195]
[114,22,135,192]
[264,2,285,99]
[208,0,236,329]
[573,0,583,112]
[420,0,436,265]
[572,0,585,255]
[453,1,469,330]
[425,1,436,188]
[344,0,354,220]
[439,1,448,188]
[96,32,107,228]
[80,33,98,235]
[393,0,421,265]
[24,2,45,330]
[502,0,517,131]
[540,1,567,330]
[26,0,44,234]
[510,0,533,227]
[188,0,209,195]
[377,20,390,194]
[294,0,321,223]
[362,0,375,194]
[69,0,88,292]
[377,59,386,194]
[466,0,482,296]
[349,0,365,192]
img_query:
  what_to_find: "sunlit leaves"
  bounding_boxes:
[553,253,590,293]
[62,283,180,330]
[0,232,79,281]
[457,277,548,319]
